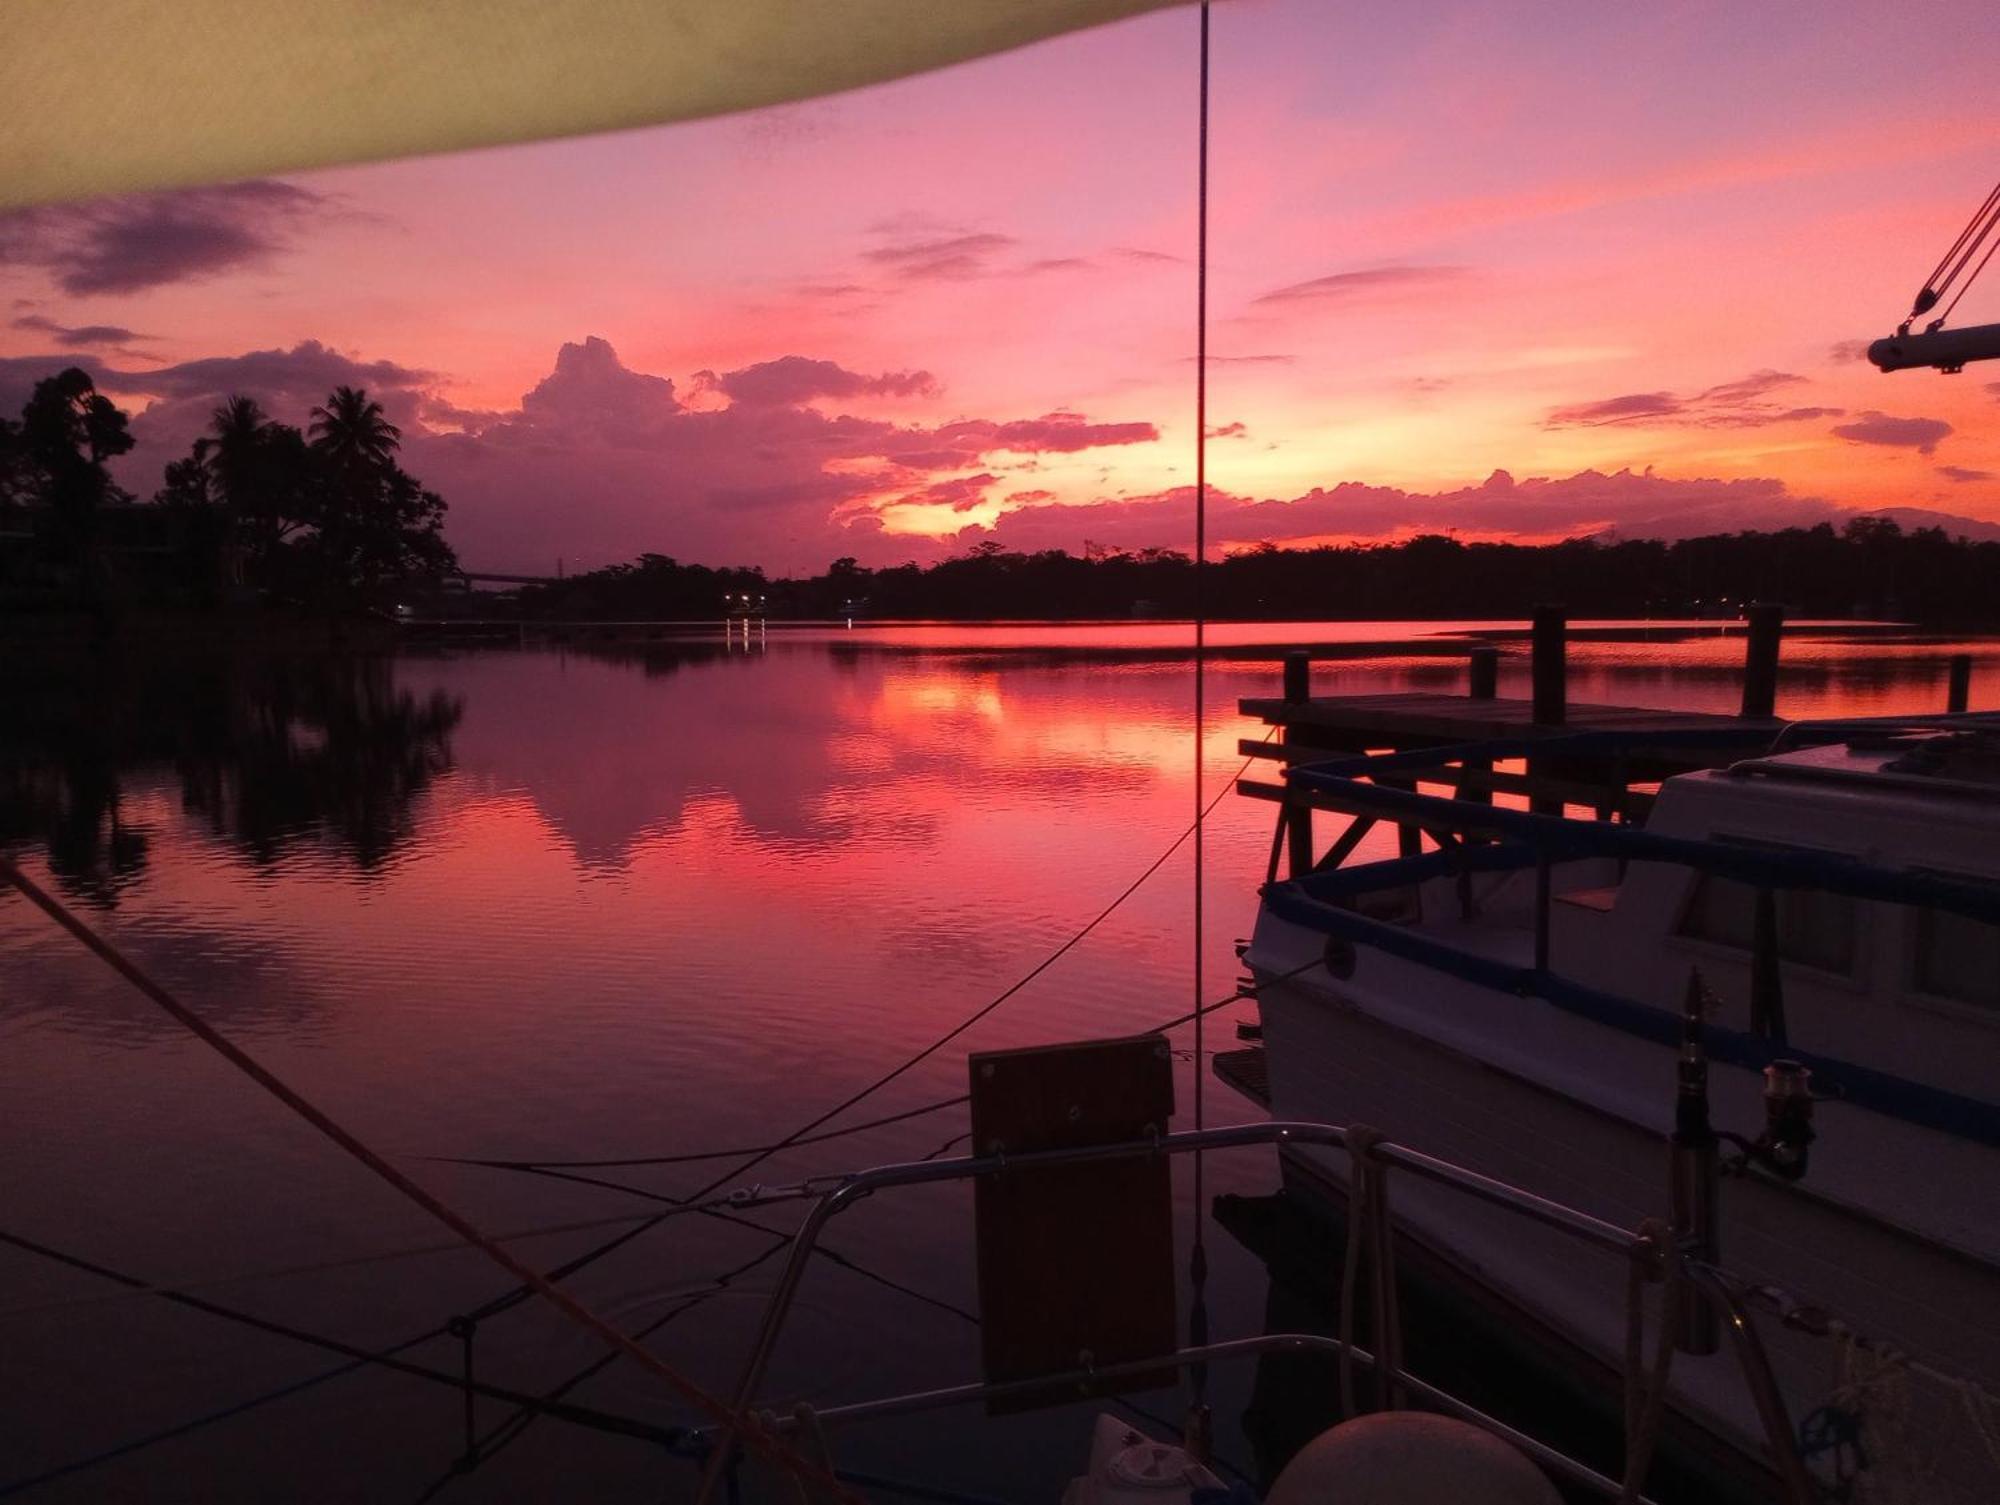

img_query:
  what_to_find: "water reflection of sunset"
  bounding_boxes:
[3,627,1998,1498]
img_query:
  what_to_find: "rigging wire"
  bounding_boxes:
[443,963,1313,1211]
[0,854,856,1505]
[0,1228,691,1499]
[0,958,1316,1498]
[1187,0,1215,1446]
[3,627,1283,1494]
[440,727,1274,1189]
[1907,175,2000,327]
[426,724,1279,1200]
[433,1093,973,1173]
[390,725,1284,1480]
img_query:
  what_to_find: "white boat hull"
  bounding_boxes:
[1246,931,2000,1504]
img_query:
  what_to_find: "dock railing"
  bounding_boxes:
[692,1120,1821,1505]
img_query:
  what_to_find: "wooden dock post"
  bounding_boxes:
[1947,653,1973,713]
[1281,652,1313,876]
[1740,604,1784,719]
[1283,651,1311,703]
[1529,608,1566,816]
[1461,646,1499,808]
[1531,607,1566,726]
[1468,645,1499,700]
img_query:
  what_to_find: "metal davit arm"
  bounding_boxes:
[1868,321,2000,373]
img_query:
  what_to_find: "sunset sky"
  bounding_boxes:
[3,0,1998,575]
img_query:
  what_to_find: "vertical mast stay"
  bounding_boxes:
[1187,0,1214,1453]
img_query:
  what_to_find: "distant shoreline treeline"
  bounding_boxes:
[1,367,453,613]
[7,368,1997,629]
[516,520,2000,625]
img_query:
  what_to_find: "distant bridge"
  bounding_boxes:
[453,571,560,587]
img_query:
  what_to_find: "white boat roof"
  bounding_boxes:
[1719,730,2000,806]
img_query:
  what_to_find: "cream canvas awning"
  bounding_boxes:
[2,0,1188,210]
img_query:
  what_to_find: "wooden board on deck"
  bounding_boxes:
[969,1034,1177,1412]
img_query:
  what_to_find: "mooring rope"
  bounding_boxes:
[0,854,858,1505]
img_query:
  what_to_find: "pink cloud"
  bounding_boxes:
[1831,411,1953,454]
[1547,370,1841,430]
[862,232,1016,281]
[707,355,938,406]
[961,467,1863,556]
[396,340,1160,571]
[1251,264,1468,307]
[930,411,1159,454]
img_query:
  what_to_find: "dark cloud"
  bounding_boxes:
[862,232,1017,281]
[1546,391,1683,427]
[1251,264,1468,307]
[1696,370,1804,405]
[1831,411,1952,455]
[881,473,1001,515]
[11,313,152,350]
[929,411,1159,454]
[1194,353,1295,366]
[1547,370,1841,430]
[1937,465,1992,483]
[1207,421,1248,439]
[121,340,432,405]
[391,339,1162,571]
[517,336,679,432]
[1112,247,1183,265]
[0,181,328,295]
[706,355,938,407]
[962,467,1869,557]
[1829,339,1873,364]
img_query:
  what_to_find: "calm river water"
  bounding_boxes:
[1,620,1992,1502]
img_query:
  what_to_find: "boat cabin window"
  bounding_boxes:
[1676,843,1857,976]
[1910,899,2000,1013]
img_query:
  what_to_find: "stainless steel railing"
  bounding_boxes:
[690,1120,1818,1505]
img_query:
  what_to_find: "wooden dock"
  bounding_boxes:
[1236,607,1804,880]
[1240,690,1778,754]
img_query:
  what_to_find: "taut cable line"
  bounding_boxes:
[0,852,859,1505]
[1187,0,1215,1451]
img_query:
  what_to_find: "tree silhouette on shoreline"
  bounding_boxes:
[1,370,454,607]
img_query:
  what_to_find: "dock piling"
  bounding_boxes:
[1947,653,1973,714]
[1529,609,1567,816]
[1468,645,1499,700]
[1740,604,1784,719]
[1283,651,1311,703]
[1280,652,1313,875]
[1530,607,1566,727]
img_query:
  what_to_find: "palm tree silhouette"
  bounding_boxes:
[197,396,268,508]
[308,386,400,469]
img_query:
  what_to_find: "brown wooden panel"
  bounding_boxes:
[969,1034,1177,1412]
